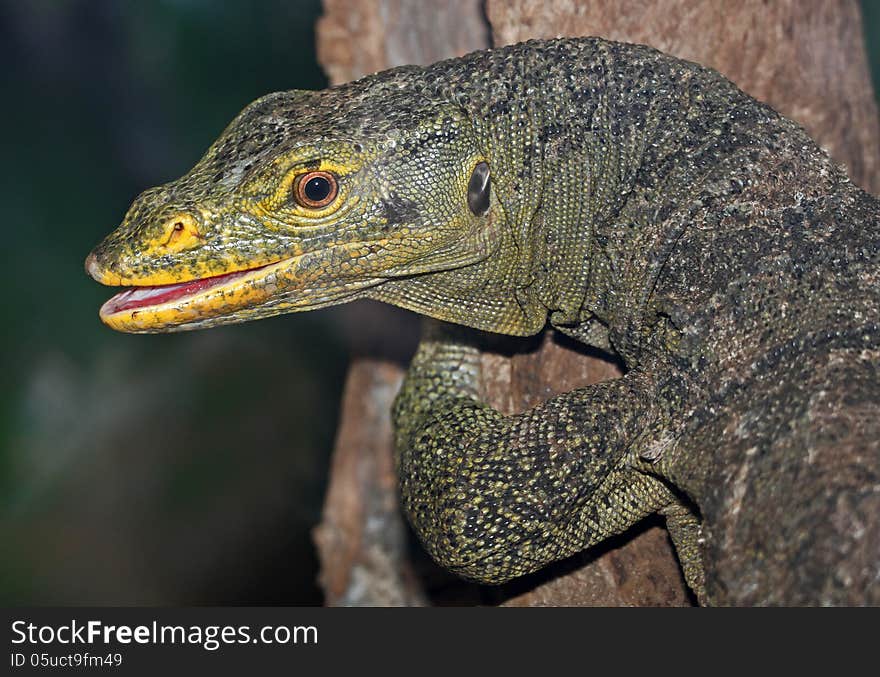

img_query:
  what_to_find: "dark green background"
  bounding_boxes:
[1,1,877,604]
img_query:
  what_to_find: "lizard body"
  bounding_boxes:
[86,38,880,605]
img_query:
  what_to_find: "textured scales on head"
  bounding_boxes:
[86,38,690,337]
[86,62,510,333]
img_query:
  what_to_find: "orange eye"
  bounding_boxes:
[293,171,338,209]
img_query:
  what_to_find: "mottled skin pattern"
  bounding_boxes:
[86,39,880,605]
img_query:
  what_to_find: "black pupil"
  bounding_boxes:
[304,176,331,203]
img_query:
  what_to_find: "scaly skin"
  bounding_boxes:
[86,38,880,605]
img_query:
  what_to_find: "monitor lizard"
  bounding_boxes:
[85,38,880,605]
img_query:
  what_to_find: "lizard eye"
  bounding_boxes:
[293,171,338,209]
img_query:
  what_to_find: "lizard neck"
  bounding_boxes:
[452,39,755,361]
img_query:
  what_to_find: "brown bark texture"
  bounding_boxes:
[312,0,879,606]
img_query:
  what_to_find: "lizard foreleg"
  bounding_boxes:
[393,319,703,591]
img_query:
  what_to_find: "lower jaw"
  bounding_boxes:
[99,274,382,334]
[98,261,290,333]
[100,281,276,333]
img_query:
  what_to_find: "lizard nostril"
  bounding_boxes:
[160,212,203,252]
[164,213,200,236]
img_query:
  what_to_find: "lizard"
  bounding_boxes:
[84,37,880,605]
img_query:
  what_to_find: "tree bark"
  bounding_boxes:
[313,0,879,606]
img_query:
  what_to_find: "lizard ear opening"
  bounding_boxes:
[467,161,491,216]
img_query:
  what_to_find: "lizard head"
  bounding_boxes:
[86,74,503,333]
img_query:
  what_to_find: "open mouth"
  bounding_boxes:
[89,241,378,333]
[101,266,266,315]
[99,264,269,317]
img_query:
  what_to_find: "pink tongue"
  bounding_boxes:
[102,267,260,315]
